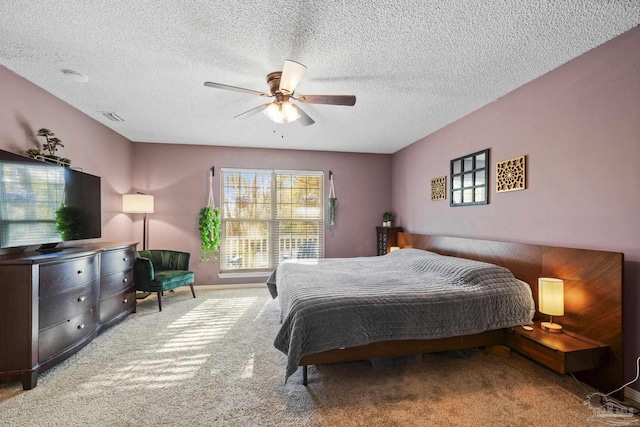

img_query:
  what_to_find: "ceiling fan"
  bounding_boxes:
[204,60,356,126]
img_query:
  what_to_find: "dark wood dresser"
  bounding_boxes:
[376,226,403,255]
[99,245,136,328]
[0,242,137,390]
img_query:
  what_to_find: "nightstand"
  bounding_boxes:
[376,226,403,255]
[505,322,609,374]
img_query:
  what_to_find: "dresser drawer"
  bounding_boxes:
[100,268,133,300]
[101,247,135,276]
[39,280,99,330]
[40,255,99,297]
[38,307,98,362]
[100,289,135,325]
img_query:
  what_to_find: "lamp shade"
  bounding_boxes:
[538,278,564,316]
[122,194,154,213]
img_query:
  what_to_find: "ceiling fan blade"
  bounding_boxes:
[293,104,315,126]
[204,81,270,97]
[233,103,270,119]
[296,94,356,106]
[279,60,307,94]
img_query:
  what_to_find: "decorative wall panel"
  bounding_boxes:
[496,155,526,193]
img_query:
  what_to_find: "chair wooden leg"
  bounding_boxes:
[189,283,196,298]
[303,365,308,386]
[157,292,162,311]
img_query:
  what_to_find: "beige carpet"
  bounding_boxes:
[0,287,620,426]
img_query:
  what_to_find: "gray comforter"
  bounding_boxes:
[272,249,534,381]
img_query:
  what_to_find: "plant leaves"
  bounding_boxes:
[199,205,221,263]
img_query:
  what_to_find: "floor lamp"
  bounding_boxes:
[122,193,154,250]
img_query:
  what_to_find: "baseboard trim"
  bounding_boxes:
[626,387,640,405]
[173,283,265,292]
[199,283,264,289]
[218,272,271,279]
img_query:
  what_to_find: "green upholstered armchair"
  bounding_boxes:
[134,250,195,311]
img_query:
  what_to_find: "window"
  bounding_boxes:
[220,168,323,272]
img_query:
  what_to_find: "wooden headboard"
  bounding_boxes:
[398,232,623,396]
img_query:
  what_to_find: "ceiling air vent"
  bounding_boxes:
[101,112,124,122]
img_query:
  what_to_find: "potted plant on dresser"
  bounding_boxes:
[382,211,394,227]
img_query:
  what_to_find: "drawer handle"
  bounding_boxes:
[78,296,86,302]
[122,277,128,283]
[77,324,85,330]
[123,257,128,262]
[123,298,128,304]
[77,270,84,275]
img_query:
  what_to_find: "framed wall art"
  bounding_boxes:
[496,155,526,193]
[431,176,447,201]
[450,149,489,207]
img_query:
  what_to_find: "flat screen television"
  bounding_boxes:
[0,149,101,251]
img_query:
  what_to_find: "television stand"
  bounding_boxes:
[36,243,61,253]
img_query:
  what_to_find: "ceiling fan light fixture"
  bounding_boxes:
[264,103,283,123]
[282,101,300,122]
[263,101,300,124]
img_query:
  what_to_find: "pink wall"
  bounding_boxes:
[392,27,640,388]
[132,143,391,285]
[0,65,134,247]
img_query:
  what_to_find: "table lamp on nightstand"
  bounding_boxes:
[538,277,564,333]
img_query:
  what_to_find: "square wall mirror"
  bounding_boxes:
[450,149,489,207]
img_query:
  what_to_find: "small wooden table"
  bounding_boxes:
[505,322,609,374]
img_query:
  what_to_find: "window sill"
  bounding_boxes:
[218,271,272,279]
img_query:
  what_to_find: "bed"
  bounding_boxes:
[271,248,535,381]
[268,233,623,399]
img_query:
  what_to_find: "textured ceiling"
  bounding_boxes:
[1,1,638,154]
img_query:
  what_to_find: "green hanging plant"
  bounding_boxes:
[199,205,221,263]
[55,203,82,241]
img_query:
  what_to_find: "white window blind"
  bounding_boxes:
[220,168,323,272]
